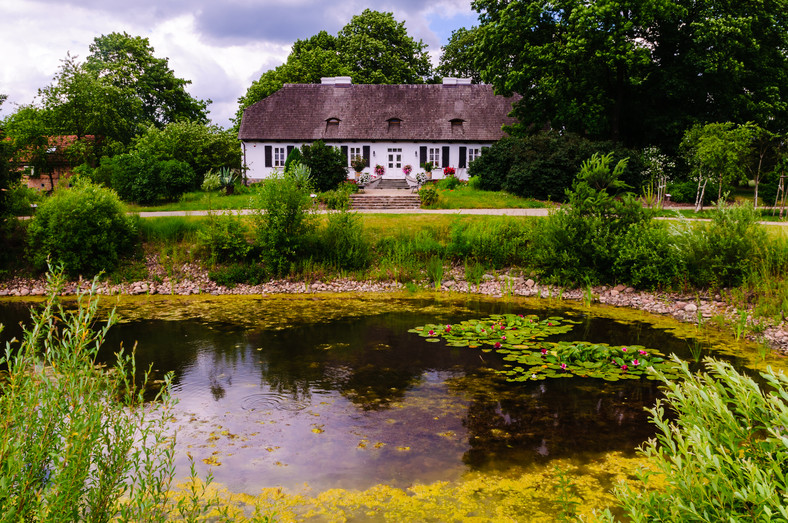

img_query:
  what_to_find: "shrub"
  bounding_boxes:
[252,172,316,276]
[667,179,715,205]
[448,218,532,269]
[437,176,462,190]
[27,181,137,276]
[300,140,348,192]
[197,211,252,264]
[468,132,643,202]
[318,211,371,271]
[106,153,196,204]
[605,357,788,522]
[208,263,267,287]
[284,147,304,172]
[0,271,177,521]
[672,201,767,288]
[419,185,438,207]
[612,222,683,289]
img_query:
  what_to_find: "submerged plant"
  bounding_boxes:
[411,313,680,382]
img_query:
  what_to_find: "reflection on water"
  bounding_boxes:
[0,294,756,495]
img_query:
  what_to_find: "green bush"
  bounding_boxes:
[284,147,304,172]
[419,185,438,207]
[436,176,462,190]
[612,222,683,289]
[197,211,252,263]
[318,211,371,271]
[252,172,316,276]
[605,357,788,522]
[666,179,715,205]
[106,153,197,204]
[0,271,177,520]
[468,132,643,202]
[673,202,767,288]
[300,140,348,192]
[208,263,267,287]
[27,182,137,276]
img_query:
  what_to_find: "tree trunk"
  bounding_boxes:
[695,179,707,213]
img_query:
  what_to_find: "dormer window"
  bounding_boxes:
[450,118,464,132]
[387,118,402,131]
[326,117,340,131]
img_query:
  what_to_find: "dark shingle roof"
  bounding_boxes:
[238,83,520,142]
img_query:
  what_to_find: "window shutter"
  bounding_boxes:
[419,146,427,166]
[341,146,349,165]
[442,146,450,168]
[458,147,467,168]
[363,146,370,167]
[265,146,272,168]
[287,145,294,157]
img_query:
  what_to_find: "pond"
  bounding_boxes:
[0,293,772,519]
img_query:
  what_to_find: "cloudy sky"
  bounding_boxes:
[0,0,479,129]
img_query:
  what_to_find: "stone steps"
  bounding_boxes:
[376,178,410,190]
[349,194,421,210]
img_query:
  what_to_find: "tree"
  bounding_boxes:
[471,0,788,149]
[83,32,209,143]
[2,105,56,189]
[680,122,751,211]
[741,124,779,210]
[437,27,482,84]
[337,9,431,85]
[234,10,432,129]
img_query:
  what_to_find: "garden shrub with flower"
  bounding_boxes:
[374,164,385,177]
[411,313,679,382]
[402,164,412,176]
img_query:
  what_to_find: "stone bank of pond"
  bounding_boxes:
[0,293,778,520]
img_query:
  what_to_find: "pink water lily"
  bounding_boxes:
[622,347,628,352]
[428,330,435,336]
[638,350,647,356]
[445,325,452,332]
[541,347,548,355]
[501,335,507,341]
[494,342,502,349]
[560,363,567,370]
[632,359,640,366]
[621,364,628,371]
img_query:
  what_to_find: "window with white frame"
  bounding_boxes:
[468,147,481,164]
[350,146,362,164]
[274,147,286,167]
[428,147,441,168]
[387,148,402,169]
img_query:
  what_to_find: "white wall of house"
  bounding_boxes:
[242,141,490,182]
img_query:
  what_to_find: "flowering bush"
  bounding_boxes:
[415,172,427,185]
[443,166,456,176]
[402,164,412,176]
[358,172,371,185]
[374,164,385,177]
[350,155,367,173]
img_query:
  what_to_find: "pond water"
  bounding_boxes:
[0,293,770,517]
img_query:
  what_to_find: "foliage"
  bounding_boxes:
[468,133,643,201]
[196,211,251,264]
[447,217,532,268]
[300,140,347,192]
[106,153,197,204]
[418,185,438,207]
[612,222,684,290]
[529,153,655,285]
[317,211,371,271]
[350,155,366,173]
[284,147,304,173]
[318,182,358,211]
[472,0,788,149]
[412,313,679,382]
[208,263,267,288]
[131,121,241,182]
[680,122,752,209]
[252,171,316,276]
[83,32,208,142]
[605,357,788,522]
[233,10,431,129]
[672,201,768,288]
[0,270,176,521]
[437,26,482,83]
[27,181,137,276]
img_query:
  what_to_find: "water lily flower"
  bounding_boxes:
[501,335,507,341]
[548,322,553,326]
[622,347,628,352]
[541,347,548,355]
[632,359,640,366]
[638,350,647,356]
[445,325,452,332]
[560,363,567,370]
[621,364,628,371]
[428,330,435,336]
[494,342,502,349]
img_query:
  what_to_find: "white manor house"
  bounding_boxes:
[238,77,520,181]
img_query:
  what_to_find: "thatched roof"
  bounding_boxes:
[238,83,520,142]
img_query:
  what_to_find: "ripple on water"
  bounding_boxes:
[240,393,311,412]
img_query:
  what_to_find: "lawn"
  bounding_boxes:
[425,184,551,209]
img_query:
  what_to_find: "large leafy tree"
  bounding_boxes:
[234,10,431,129]
[436,27,482,84]
[471,0,788,149]
[84,32,209,140]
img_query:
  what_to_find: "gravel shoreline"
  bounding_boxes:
[2,255,787,354]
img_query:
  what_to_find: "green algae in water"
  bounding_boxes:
[413,313,682,382]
